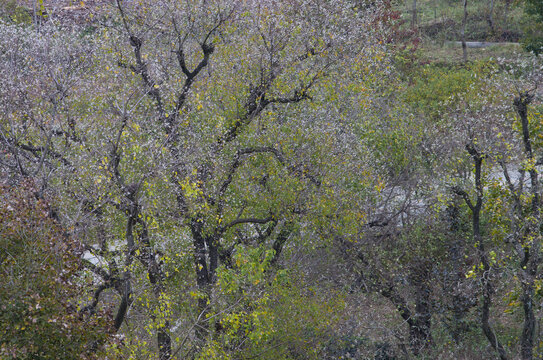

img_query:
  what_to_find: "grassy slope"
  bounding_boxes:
[393,0,530,64]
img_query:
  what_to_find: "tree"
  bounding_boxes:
[522,0,543,55]
[0,0,387,358]
[461,0,468,63]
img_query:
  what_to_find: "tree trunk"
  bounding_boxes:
[456,145,508,360]
[113,275,133,331]
[191,219,211,344]
[488,0,495,35]
[147,257,172,360]
[190,217,219,346]
[521,283,536,360]
[131,210,173,360]
[356,250,432,356]
[473,151,507,360]
[380,279,432,355]
[479,236,508,360]
[412,287,432,353]
[446,203,471,343]
[461,0,468,63]
[412,0,417,29]
[514,92,539,360]
[480,264,507,360]
[408,259,433,354]
[473,150,508,360]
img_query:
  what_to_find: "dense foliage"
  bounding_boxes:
[1,0,543,359]
[0,182,112,359]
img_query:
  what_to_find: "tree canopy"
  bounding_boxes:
[2,0,543,359]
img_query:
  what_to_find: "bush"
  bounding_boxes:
[0,182,112,359]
